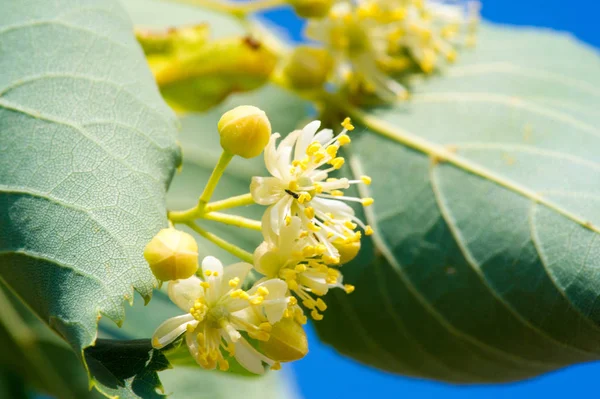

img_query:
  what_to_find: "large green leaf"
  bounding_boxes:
[0,281,102,399]
[0,0,180,361]
[314,24,600,383]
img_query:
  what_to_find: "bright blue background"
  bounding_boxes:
[260,1,600,398]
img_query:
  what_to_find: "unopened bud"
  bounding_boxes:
[287,0,334,18]
[259,318,308,362]
[333,239,361,264]
[144,228,199,281]
[283,46,333,90]
[218,105,272,158]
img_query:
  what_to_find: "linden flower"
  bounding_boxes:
[305,1,408,100]
[367,0,481,73]
[305,0,480,98]
[250,118,374,264]
[151,256,290,374]
[254,216,355,322]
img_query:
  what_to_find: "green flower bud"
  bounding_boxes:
[283,46,334,90]
[259,318,308,362]
[144,228,199,281]
[287,0,334,18]
[217,105,272,159]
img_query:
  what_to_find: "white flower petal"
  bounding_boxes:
[220,262,253,294]
[234,338,269,374]
[298,271,330,296]
[152,314,196,349]
[294,120,321,160]
[314,128,333,145]
[250,176,284,205]
[312,197,355,218]
[275,130,301,179]
[264,133,282,178]
[253,242,282,277]
[280,216,302,253]
[185,329,199,360]
[268,196,293,235]
[202,256,224,302]
[249,279,289,324]
[168,275,204,311]
[260,208,278,244]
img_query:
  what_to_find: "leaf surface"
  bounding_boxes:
[0,0,180,359]
[315,24,600,383]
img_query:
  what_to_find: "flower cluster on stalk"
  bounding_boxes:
[304,0,481,100]
[145,108,373,374]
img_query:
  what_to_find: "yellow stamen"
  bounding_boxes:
[344,221,357,230]
[218,359,229,371]
[338,135,351,146]
[365,225,374,236]
[326,145,338,158]
[341,117,355,131]
[330,190,344,197]
[271,362,282,370]
[316,298,327,311]
[361,197,374,206]
[304,207,315,219]
[229,277,240,288]
[306,141,321,155]
[360,175,372,185]
[298,193,312,204]
[311,310,324,321]
[196,332,205,344]
[330,157,345,169]
[315,244,327,255]
[257,286,270,297]
[344,284,355,294]
[308,222,321,232]
[200,282,210,289]
[303,245,316,257]
[323,255,340,265]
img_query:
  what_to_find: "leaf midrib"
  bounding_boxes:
[348,105,600,236]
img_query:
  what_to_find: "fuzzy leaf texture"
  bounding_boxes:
[0,0,180,363]
[315,24,600,383]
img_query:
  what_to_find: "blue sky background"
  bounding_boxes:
[258,1,600,398]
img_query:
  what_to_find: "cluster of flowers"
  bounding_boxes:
[301,0,481,100]
[144,107,373,374]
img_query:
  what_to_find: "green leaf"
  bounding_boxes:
[0,281,102,399]
[0,0,180,363]
[315,24,600,383]
[85,339,170,399]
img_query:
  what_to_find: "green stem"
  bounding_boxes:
[168,193,255,223]
[187,222,255,263]
[204,193,255,212]
[198,151,234,210]
[202,212,262,231]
